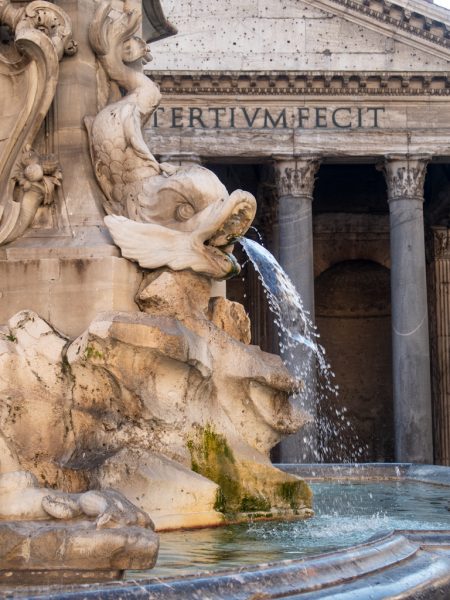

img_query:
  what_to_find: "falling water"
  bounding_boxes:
[239,237,365,462]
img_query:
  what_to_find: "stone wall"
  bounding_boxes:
[153,0,450,71]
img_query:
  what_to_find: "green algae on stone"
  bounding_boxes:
[187,425,312,518]
[84,345,104,360]
[187,425,242,513]
[240,494,271,512]
[276,479,312,510]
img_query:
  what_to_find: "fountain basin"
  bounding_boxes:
[4,463,450,599]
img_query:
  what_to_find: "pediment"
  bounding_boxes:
[150,0,450,72]
[310,0,450,61]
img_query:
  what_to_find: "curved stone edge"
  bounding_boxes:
[5,530,450,599]
[278,462,450,486]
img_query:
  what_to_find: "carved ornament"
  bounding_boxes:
[150,70,450,97]
[433,227,450,260]
[274,157,321,199]
[86,2,256,280]
[318,0,450,54]
[378,155,430,202]
[0,0,76,246]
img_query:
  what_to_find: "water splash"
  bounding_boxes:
[239,237,366,462]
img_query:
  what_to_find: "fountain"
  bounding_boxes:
[1,0,450,597]
[0,0,312,584]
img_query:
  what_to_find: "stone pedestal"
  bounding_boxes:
[274,155,321,463]
[0,0,143,337]
[380,155,433,463]
[0,256,141,338]
[430,227,450,465]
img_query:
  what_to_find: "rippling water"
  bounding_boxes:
[128,481,450,579]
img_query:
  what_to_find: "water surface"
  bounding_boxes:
[128,481,450,579]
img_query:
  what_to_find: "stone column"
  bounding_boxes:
[160,153,226,298]
[430,227,450,465]
[380,155,433,464]
[274,155,321,463]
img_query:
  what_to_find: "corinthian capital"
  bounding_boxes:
[379,155,430,202]
[274,155,321,199]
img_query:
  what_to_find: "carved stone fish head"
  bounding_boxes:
[107,164,257,279]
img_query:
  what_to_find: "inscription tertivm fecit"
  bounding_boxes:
[151,106,386,129]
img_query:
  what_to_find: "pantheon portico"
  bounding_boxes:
[145,0,450,465]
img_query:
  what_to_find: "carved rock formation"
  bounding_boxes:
[0,470,158,584]
[0,279,312,530]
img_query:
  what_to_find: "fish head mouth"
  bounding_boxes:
[193,189,257,279]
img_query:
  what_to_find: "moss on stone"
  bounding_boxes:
[240,494,271,512]
[187,425,312,520]
[84,345,104,360]
[276,480,307,510]
[187,424,242,513]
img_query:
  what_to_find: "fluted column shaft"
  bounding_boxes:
[430,228,450,465]
[274,155,320,463]
[381,155,433,463]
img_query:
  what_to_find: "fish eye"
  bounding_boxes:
[175,202,195,221]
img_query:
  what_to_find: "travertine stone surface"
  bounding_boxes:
[153,0,450,70]
[208,296,251,344]
[0,470,158,581]
[0,298,312,530]
[0,521,158,581]
[0,257,142,338]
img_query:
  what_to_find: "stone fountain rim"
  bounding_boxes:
[4,462,450,600]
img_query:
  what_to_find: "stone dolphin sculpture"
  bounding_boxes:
[86,2,256,279]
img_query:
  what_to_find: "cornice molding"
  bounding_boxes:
[314,0,450,58]
[149,70,450,97]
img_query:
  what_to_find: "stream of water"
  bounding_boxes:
[239,237,365,462]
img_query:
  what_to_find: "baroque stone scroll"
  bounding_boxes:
[0,0,76,245]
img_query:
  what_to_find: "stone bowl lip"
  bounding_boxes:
[4,463,450,599]
[278,461,450,487]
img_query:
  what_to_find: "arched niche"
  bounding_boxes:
[315,259,394,462]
